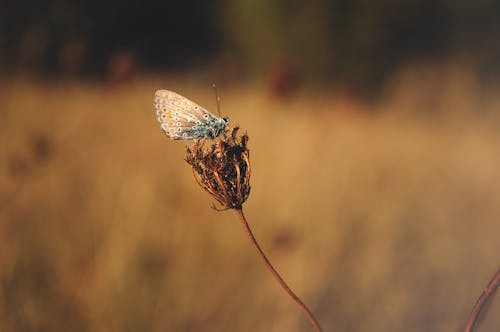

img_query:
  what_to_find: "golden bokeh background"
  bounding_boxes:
[1,1,500,331]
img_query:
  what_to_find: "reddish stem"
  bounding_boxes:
[464,267,500,332]
[235,208,324,332]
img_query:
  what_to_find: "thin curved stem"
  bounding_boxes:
[464,267,500,332]
[235,208,324,332]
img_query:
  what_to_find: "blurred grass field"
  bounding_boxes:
[1,66,500,331]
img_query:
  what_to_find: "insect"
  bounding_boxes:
[154,89,229,140]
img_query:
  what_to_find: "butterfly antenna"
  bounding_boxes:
[213,83,222,117]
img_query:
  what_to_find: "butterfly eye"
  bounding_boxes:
[203,114,210,120]
[176,122,182,126]
[196,120,202,125]
[192,125,198,130]
[182,133,188,137]
[176,127,182,133]
[161,113,167,120]
[173,117,179,121]
[184,105,189,110]
[162,107,167,112]
[194,106,199,110]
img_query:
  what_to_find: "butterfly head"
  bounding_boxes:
[207,116,229,139]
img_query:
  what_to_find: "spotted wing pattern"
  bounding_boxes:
[154,90,221,140]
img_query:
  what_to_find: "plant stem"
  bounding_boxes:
[235,208,324,332]
[464,267,500,332]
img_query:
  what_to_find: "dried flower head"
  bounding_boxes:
[186,127,250,210]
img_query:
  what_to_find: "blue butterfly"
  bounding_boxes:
[154,90,229,140]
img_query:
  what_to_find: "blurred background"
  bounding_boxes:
[1,0,500,331]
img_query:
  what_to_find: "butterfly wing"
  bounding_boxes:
[154,90,219,140]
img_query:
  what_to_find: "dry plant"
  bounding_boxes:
[186,127,323,332]
[464,267,500,332]
[186,127,250,211]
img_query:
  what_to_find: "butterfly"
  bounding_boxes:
[154,90,229,140]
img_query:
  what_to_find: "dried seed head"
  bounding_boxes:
[186,127,251,210]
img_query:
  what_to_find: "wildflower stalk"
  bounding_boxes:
[464,267,500,332]
[186,127,324,332]
[235,207,323,332]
